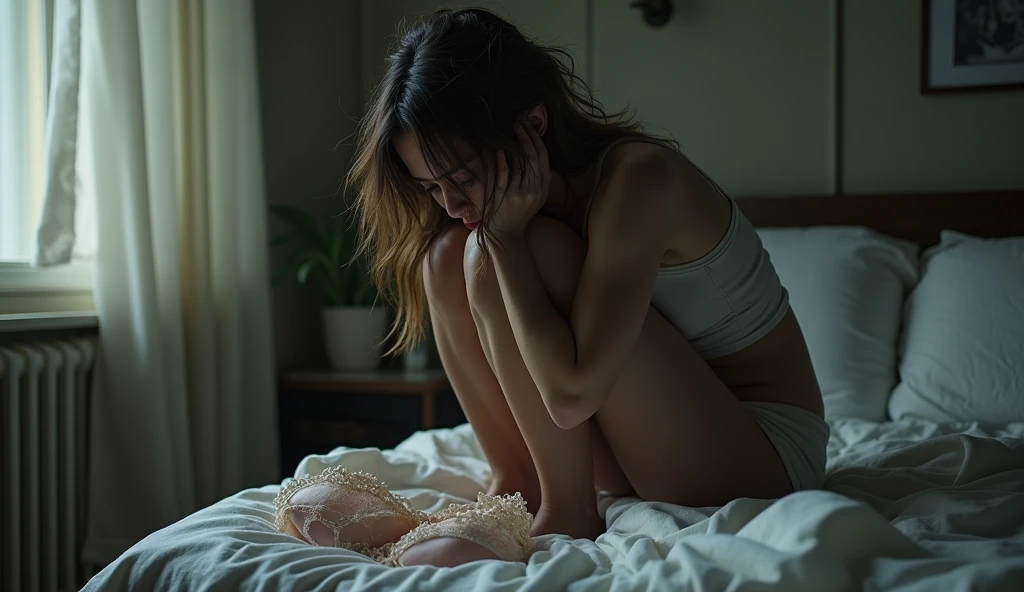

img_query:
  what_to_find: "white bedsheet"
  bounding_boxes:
[82,418,1024,591]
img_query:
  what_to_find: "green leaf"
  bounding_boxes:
[297,258,318,284]
[339,259,361,299]
[270,253,304,286]
[328,229,344,266]
[312,267,347,306]
[267,200,375,305]
[335,214,360,264]
[269,204,328,251]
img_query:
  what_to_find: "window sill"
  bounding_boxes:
[0,260,95,315]
[0,260,94,293]
[0,310,99,333]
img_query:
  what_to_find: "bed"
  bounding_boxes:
[83,190,1024,591]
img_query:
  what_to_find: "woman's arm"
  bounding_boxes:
[489,153,677,429]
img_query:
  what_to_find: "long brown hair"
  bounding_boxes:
[347,7,674,354]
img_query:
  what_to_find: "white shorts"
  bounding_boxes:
[744,401,830,491]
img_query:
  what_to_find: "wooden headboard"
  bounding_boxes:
[735,190,1024,248]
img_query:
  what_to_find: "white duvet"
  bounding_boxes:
[83,418,1024,591]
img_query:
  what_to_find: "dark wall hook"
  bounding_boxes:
[630,0,674,28]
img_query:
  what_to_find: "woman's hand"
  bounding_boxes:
[491,120,551,235]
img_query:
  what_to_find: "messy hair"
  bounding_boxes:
[346,7,673,354]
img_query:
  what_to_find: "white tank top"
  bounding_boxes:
[581,139,790,359]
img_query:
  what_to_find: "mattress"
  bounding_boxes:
[82,418,1024,591]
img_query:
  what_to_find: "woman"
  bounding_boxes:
[345,6,825,559]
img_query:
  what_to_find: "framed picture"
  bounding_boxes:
[922,0,1024,93]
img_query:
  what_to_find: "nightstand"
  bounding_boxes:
[277,368,467,478]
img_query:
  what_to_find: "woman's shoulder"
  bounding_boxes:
[579,141,685,244]
[601,138,678,177]
[596,140,679,199]
[591,140,717,223]
[586,140,732,259]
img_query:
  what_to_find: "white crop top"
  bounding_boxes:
[581,139,790,359]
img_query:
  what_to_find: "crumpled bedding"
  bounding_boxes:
[82,418,1024,591]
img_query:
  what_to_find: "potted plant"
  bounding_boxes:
[269,203,385,371]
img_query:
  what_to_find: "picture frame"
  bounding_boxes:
[921,0,1024,93]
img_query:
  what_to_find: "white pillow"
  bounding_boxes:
[757,227,919,421]
[888,231,1024,424]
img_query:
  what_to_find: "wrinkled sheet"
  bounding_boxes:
[83,418,1024,591]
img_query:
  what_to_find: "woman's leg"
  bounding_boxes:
[464,223,608,539]
[467,216,793,518]
[426,223,632,519]
[423,224,540,513]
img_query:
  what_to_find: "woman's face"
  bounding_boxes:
[394,133,485,230]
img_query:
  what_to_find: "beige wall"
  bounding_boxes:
[255,0,363,370]
[360,0,835,196]
[356,0,1023,195]
[843,0,1024,193]
[360,1,836,197]
[593,0,836,196]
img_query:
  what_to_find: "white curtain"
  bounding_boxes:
[36,0,83,265]
[37,0,280,564]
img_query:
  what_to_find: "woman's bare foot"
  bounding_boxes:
[529,502,605,540]
[488,473,541,517]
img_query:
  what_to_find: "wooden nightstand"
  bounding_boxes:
[277,368,467,478]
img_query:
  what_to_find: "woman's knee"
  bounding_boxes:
[524,217,586,316]
[462,231,501,318]
[423,224,472,313]
[463,216,586,317]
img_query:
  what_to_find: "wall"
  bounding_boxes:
[360,0,831,197]
[592,0,836,196]
[360,0,835,196]
[254,0,363,370]
[843,0,1024,193]
[357,0,1023,195]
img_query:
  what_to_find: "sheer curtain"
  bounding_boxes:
[36,0,85,265]
[1,0,52,261]
[35,0,280,564]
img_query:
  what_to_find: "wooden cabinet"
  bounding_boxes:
[277,369,466,479]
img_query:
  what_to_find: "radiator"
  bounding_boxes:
[1,338,95,592]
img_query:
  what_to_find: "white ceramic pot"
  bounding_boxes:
[322,306,388,371]
[403,339,430,371]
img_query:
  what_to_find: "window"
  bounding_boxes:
[1,0,94,316]
[0,0,49,262]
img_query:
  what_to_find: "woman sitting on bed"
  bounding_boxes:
[275,7,827,568]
